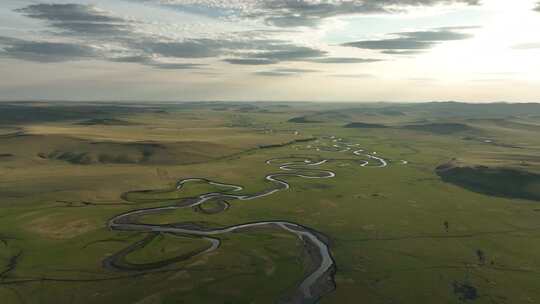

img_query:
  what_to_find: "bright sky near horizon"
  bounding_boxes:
[0,0,539,102]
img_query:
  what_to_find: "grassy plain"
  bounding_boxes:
[1,101,540,303]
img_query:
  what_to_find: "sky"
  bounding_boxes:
[0,0,539,102]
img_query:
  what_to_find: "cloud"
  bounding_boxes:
[398,30,473,41]
[435,25,481,30]
[224,58,278,65]
[137,38,327,61]
[15,4,122,22]
[147,62,205,69]
[7,4,339,69]
[142,0,480,28]
[254,67,318,76]
[0,37,97,62]
[4,2,468,70]
[221,42,335,65]
[247,46,326,61]
[382,50,424,55]
[139,40,223,58]
[221,43,382,65]
[15,4,131,36]
[263,0,478,27]
[0,34,204,69]
[345,38,435,50]
[342,28,474,54]
[134,38,335,66]
[224,55,382,65]
[110,55,205,69]
[304,57,383,64]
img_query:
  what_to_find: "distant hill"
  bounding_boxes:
[399,102,540,118]
[288,116,321,123]
[402,123,475,134]
[343,122,474,135]
[75,118,136,126]
[0,103,149,125]
[344,122,389,129]
[466,118,540,132]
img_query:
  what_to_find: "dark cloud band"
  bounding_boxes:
[254,67,319,77]
[262,0,479,27]
[173,0,481,28]
[129,0,480,28]
[3,2,478,69]
[15,4,131,36]
[4,3,383,69]
[0,37,96,62]
[342,28,475,54]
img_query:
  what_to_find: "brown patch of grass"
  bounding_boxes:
[27,216,100,239]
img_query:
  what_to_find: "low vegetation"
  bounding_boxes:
[344,122,389,129]
[402,123,475,134]
[1,102,540,304]
[288,116,321,123]
[437,163,540,201]
[75,118,137,126]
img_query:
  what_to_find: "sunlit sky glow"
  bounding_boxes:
[0,0,539,102]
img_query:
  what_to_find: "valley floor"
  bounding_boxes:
[1,101,540,303]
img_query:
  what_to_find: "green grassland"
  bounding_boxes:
[1,101,540,303]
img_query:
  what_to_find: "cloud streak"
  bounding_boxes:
[259,0,480,27]
[0,36,97,62]
[254,67,319,76]
[342,28,475,54]
[2,3,387,69]
[110,55,205,69]
[141,0,480,27]
[304,57,383,64]
[15,4,132,36]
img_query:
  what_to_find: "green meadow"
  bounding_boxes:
[1,101,540,303]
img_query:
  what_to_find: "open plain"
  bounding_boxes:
[1,101,540,303]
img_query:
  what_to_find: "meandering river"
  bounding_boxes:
[106,137,389,303]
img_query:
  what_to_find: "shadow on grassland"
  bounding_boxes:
[436,163,540,202]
